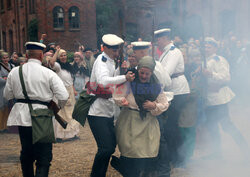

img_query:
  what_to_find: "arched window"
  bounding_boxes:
[53,6,64,29]
[68,6,80,29]
[7,0,11,10]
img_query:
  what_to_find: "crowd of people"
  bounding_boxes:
[0,28,250,177]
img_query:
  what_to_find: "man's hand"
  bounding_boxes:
[125,71,135,82]
[143,100,156,111]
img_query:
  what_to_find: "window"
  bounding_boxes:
[9,30,13,53]
[53,6,64,29]
[20,0,24,7]
[69,6,80,29]
[22,28,26,52]
[7,0,11,10]
[2,31,6,51]
[29,0,35,14]
[0,0,4,12]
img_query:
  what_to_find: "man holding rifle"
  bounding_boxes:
[4,42,69,177]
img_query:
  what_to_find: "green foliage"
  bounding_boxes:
[67,52,74,62]
[95,0,119,47]
[28,19,38,41]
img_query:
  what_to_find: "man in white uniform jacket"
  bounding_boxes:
[4,42,69,177]
[87,34,135,177]
[154,28,190,175]
[202,37,249,158]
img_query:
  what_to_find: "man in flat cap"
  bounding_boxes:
[154,28,190,175]
[202,37,249,159]
[4,42,69,177]
[87,34,135,177]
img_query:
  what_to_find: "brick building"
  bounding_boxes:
[0,0,97,54]
[123,0,250,41]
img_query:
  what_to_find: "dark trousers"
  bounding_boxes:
[88,116,116,177]
[18,126,52,177]
[156,94,188,176]
[119,156,156,177]
[205,104,249,155]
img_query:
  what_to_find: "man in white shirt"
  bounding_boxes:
[154,28,190,175]
[87,34,135,177]
[131,41,172,89]
[202,37,249,158]
[4,42,69,177]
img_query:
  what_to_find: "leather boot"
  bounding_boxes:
[35,166,49,177]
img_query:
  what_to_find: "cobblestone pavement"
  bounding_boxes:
[0,101,250,177]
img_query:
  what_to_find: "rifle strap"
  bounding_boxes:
[18,65,34,112]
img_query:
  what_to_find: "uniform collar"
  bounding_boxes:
[28,59,42,65]
[206,53,217,61]
[103,52,115,64]
[163,42,174,52]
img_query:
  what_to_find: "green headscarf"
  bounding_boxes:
[137,56,156,72]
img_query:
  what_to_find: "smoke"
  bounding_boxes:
[181,102,250,177]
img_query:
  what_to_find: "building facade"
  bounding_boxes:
[0,0,97,54]
[123,0,250,41]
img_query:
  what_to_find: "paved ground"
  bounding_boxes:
[0,100,250,177]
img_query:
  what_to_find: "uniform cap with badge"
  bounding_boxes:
[154,28,171,38]
[102,34,124,49]
[25,42,46,50]
[131,41,151,50]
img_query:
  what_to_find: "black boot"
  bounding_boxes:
[21,163,34,177]
[35,166,49,177]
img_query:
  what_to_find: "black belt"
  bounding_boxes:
[171,72,184,79]
[16,99,50,106]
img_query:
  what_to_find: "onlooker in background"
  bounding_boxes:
[10,52,19,66]
[83,48,95,75]
[71,52,90,99]
[17,56,27,66]
[49,47,80,142]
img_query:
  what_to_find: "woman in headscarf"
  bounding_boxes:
[49,47,80,142]
[71,52,90,99]
[112,56,169,177]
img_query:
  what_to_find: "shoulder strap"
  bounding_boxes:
[159,46,175,63]
[19,65,33,112]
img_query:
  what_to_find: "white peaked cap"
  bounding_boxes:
[102,34,124,46]
[131,41,151,50]
[25,42,46,50]
[154,28,171,38]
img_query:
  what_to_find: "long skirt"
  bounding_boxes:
[115,108,160,158]
[54,86,80,139]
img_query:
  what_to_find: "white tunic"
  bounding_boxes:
[88,52,127,118]
[154,61,172,89]
[205,54,235,106]
[159,43,190,95]
[4,59,69,126]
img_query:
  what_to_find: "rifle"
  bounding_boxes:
[49,100,68,129]
[151,8,156,59]
[0,62,11,72]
